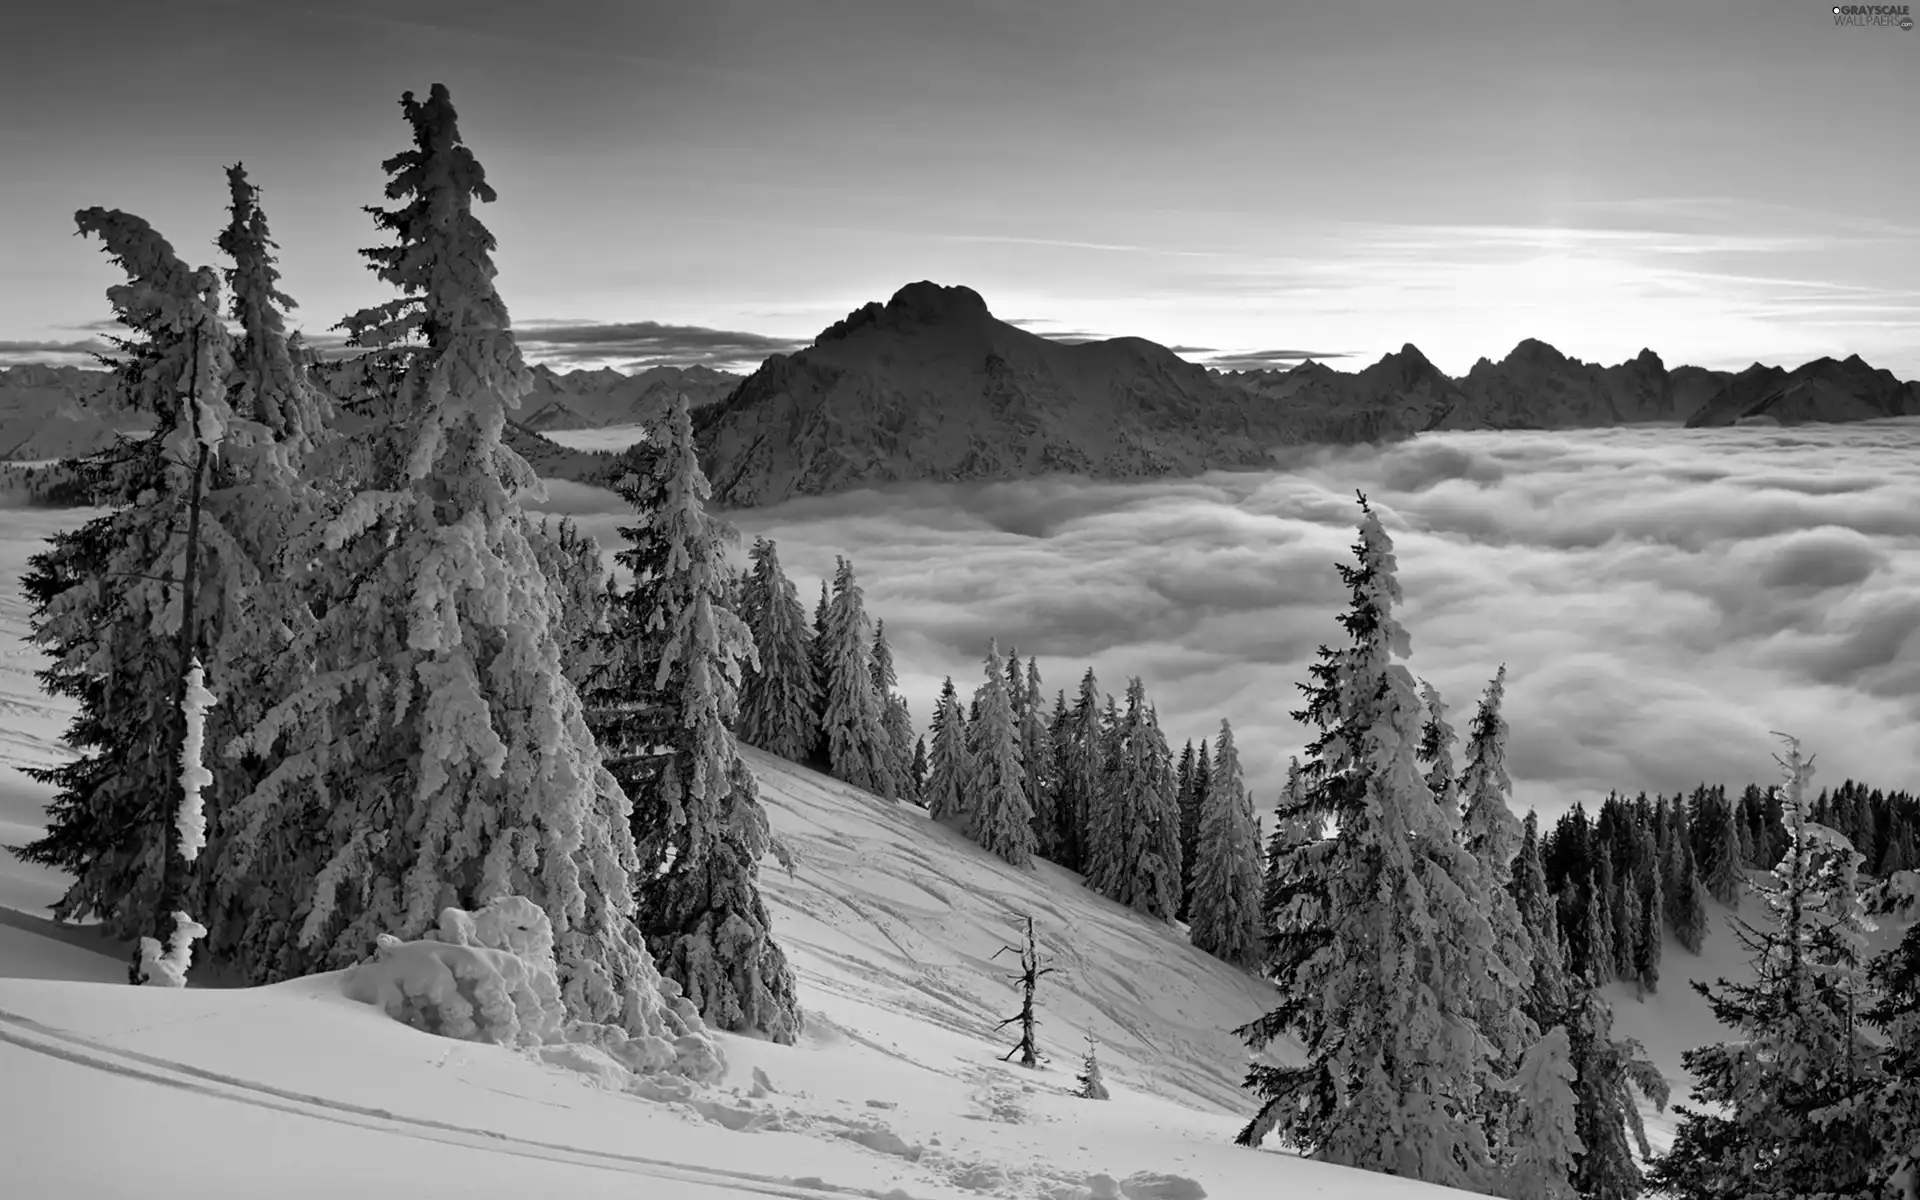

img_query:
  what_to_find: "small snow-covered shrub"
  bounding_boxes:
[341,895,727,1083]
[342,931,564,1047]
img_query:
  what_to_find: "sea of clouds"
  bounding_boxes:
[527,418,1920,822]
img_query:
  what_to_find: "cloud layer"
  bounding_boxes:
[533,418,1920,822]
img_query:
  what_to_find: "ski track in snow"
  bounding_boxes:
[0,1006,891,1200]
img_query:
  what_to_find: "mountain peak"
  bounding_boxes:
[1506,337,1566,364]
[884,280,992,325]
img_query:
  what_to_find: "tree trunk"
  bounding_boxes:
[133,324,210,985]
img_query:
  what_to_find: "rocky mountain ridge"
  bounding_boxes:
[6,287,1916,507]
[684,282,1920,506]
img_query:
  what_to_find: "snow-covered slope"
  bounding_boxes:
[0,508,1491,1200]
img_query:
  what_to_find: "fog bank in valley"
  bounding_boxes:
[531,418,1920,821]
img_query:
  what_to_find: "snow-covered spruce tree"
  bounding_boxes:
[1456,664,1537,1069]
[13,207,237,979]
[527,517,612,688]
[1019,658,1055,859]
[1417,677,1459,811]
[910,735,929,805]
[807,578,833,768]
[816,558,895,798]
[924,677,971,825]
[1188,720,1264,968]
[1510,811,1570,1024]
[173,166,343,978]
[1085,679,1182,920]
[224,86,716,1067]
[964,642,1035,868]
[1233,496,1508,1192]
[592,393,801,1043]
[1260,756,1323,970]
[1176,740,1199,919]
[1567,983,1670,1200]
[872,621,917,801]
[1664,803,1709,953]
[1075,1032,1111,1100]
[1647,734,1879,1200]
[1703,784,1746,905]
[737,537,818,762]
[1865,921,1920,1196]
[1051,669,1105,873]
[1501,1024,1583,1200]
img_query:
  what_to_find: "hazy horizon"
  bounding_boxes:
[3,0,1916,378]
[524,417,1920,822]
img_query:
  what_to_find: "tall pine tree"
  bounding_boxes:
[963,642,1034,867]
[1648,734,1879,1199]
[223,86,711,1065]
[737,537,818,763]
[924,678,970,826]
[816,558,894,798]
[1234,497,1507,1191]
[592,394,802,1043]
[1187,719,1264,968]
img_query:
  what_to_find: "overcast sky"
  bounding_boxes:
[524,417,1920,821]
[3,0,1916,376]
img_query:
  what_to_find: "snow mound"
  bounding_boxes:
[342,907,567,1048]
[341,896,725,1083]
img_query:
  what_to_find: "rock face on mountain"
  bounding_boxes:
[689,282,1437,507]
[1684,355,1920,428]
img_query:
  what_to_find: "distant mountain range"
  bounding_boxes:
[5,283,1916,505]
[685,282,1920,506]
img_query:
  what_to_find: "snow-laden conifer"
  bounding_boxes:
[13,205,239,976]
[1188,720,1264,968]
[1085,679,1181,919]
[738,537,818,762]
[1866,921,1920,1196]
[816,559,894,797]
[872,621,917,800]
[223,86,715,1069]
[910,735,929,805]
[1456,664,1536,1068]
[1500,1025,1583,1200]
[527,517,612,689]
[1568,985,1670,1200]
[1703,785,1746,905]
[1234,496,1509,1192]
[1648,734,1879,1199]
[1664,803,1709,952]
[1417,678,1458,811]
[1051,670,1104,873]
[1075,1032,1111,1100]
[593,394,801,1043]
[1176,740,1199,919]
[924,678,970,826]
[1018,658,1055,859]
[964,643,1035,867]
[1510,811,1569,1023]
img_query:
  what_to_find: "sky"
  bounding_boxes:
[3,0,1917,378]
[527,418,1920,822]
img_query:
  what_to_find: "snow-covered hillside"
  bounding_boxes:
[0,508,1500,1200]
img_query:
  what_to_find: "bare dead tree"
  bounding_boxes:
[992,913,1058,1068]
